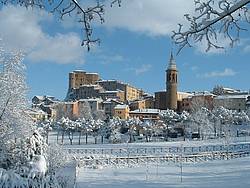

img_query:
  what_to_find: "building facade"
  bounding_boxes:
[97,80,143,102]
[154,91,167,110]
[180,92,215,112]
[69,70,100,90]
[99,90,125,102]
[114,104,130,119]
[129,109,161,121]
[74,85,104,99]
[214,94,248,112]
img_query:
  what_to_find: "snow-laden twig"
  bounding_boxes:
[172,0,250,54]
[1,0,121,50]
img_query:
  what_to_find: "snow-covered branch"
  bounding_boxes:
[1,0,121,50]
[172,0,250,54]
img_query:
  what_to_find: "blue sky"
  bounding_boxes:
[0,1,249,100]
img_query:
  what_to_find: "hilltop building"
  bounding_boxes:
[114,104,130,119]
[97,80,144,102]
[68,70,100,90]
[67,71,145,103]
[214,94,248,112]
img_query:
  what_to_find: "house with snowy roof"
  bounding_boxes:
[129,109,162,121]
[214,94,249,112]
[114,104,130,119]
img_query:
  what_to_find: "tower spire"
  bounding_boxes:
[168,51,176,70]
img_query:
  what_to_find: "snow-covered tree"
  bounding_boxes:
[38,120,53,144]
[0,48,72,187]
[0,50,49,186]
[78,101,93,120]
[92,109,106,121]
[173,0,250,54]
[212,106,235,139]
[141,120,154,142]
[190,107,214,140]
[159,109,180,141]
[124,118,142,143]
[179,111,190,141]
[108,117,124,143]
[97,121,111,144]
[0,51,36,170]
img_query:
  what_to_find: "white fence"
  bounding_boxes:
[67,143,250,168]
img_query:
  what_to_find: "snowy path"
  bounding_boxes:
[77,156,250,188]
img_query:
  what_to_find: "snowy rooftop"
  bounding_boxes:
[215,95,249,100]
[100,90,124,94]
[178,91,192,95]
[25,108,47,115]
[130,109,161,114]
[79,98,103,102]
[71,70,86,73]
[71,70,99,75]
[103,98,124,104]
[97,79,118,83]
[184,91,215,98]
[78,84,101,88]
[114,104,129,109]
[33,95,45,100]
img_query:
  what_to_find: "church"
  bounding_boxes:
[155,52,189,112]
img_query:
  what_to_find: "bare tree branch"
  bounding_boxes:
[1,0,122,50]
[172,0,250,54]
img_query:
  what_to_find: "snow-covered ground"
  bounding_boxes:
[77,156,250,188]
[48,126,250,188]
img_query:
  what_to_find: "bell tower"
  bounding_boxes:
[166,52,178,110]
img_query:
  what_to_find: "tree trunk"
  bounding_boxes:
[61,131,65,144]
[78,131,81,145]
[46,131,49,144]
[214,123,217,138]
[57,131,59,144]
[101,136,104,144]
[69,131,74,145]
[85,133,88,144]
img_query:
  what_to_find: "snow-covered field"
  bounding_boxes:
[77,156,250,188]
[48,127,250,188]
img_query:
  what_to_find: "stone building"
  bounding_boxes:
[180,92,215,112]
[103,99,123,118]
[129,109,161,121]
[25,108,48,122]
[99,90,125,102]
[144,96,155,109]
[97,80,144,102]
[129,99,146,111]
[214,94,248,112]
[114,104,130,119]
[78,98,104,112]
[154,91,167,110]
[68,70,100,90]
[67,72,144,102]
[74,85,104,99]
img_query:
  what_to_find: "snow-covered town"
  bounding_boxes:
[1,0,250,188]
